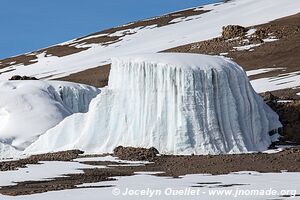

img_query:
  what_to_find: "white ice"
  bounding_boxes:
[0,80,100,153]
[25,53,282,155]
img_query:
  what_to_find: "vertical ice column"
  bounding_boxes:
[25,53,282,155]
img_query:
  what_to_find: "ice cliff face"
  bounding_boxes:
[25,53,282,155]
[0,80,100,151]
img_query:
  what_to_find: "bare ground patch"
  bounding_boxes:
[0,148,300,196]
[56,64,111,88]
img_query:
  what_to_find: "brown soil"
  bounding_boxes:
[56,64,110,88]
[128,148,300,177]
[0,45,88,72]
[0,148,300,196]
[0,54,38,70]
[266,88,300,100]
[40,45,88,57]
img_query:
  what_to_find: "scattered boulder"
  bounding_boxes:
[113,146,159,161]
[29,149,84,162]
[9,75,38,80]
[254,28,270,39]
[249,37,264,44]
[260,92,300,144]
[272,100,300,144]
[222,25,248,39]
[261,91,278,105]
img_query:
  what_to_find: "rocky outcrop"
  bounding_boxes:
[261,91,278,107]
[261,92,300,144]
[113,146,159,161]
[222,25,248,39]
[9,75,38,80]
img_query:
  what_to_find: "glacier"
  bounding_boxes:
[25,53,282,155]
[0,80,100,152]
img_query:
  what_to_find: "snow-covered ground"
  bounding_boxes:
[0,156,299,200]
[0,155,148,187]
[245,68,300,93]
[0,161,95,187]
[25,53,281,155]
[0,80,100,156]
[0,0,299,82]
[76,172,300,200]
[1,169,299,200]
[0,156,147,187]
[246,68,285,77]
[74,155,150,165]
[250,71,300,93]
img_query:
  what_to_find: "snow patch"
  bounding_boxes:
[1,172,298,199]
[0,161,103,187]
[246,68,285,76]
[233,44,261,51]
[250,71,300,93]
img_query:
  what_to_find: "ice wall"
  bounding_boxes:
[26,53,282,155]
[50,81,100,113]
[0,80,100,151]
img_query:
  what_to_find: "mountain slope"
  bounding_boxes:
[0,0,299,87]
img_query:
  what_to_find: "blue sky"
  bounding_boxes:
[0,0,220,59]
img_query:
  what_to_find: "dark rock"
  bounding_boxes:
[9,75,38,80]
[113,146,159,161]
[261,91,278,104]
[249,37,264,44]
[9,75,22,80]
[222,25,248,39]
[254,28,269,39]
